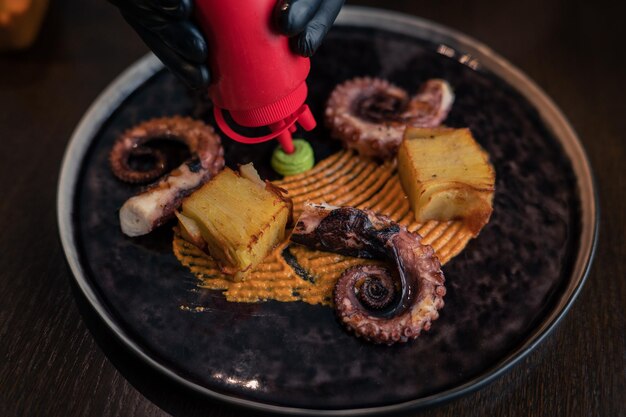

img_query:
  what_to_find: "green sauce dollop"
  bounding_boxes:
[271,139,315,176]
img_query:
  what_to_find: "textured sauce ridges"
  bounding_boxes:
[173,151,475,306]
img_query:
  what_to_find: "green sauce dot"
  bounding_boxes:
[271,139,315,176]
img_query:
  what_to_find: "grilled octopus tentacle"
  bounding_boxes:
[291,203,446,345]
[325,77,454,159]
[109,117,225,237]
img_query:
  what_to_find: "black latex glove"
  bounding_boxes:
[109,0,344,90]
[108,0,209,89]
[276,0,345,57]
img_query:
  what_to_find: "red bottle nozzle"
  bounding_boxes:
[269,106,316,153]
[213,104,316,154]
[273,127,295,154]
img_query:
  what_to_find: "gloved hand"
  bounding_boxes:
[275,0,345,57]
[109,0,345,90]
[108,0,209,89]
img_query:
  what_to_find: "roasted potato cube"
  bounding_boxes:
[398,127,495,235]
[181,165,291,279]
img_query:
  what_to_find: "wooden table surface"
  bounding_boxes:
[1,0,624,416]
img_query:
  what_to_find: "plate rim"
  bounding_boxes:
[57,6,599,415]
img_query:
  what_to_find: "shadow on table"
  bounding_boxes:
[70,278,265,417]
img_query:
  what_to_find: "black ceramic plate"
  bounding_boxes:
[57,7,598,415]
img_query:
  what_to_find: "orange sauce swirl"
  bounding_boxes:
[173,151,475,306]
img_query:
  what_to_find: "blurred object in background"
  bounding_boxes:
[0,0,48,50]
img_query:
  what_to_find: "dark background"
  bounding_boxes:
[0,0,624,416]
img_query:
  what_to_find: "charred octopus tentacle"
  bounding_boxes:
[325,77,454,159]
[291,204,446,345]
[109,116,222,183]
[109,117,225,237]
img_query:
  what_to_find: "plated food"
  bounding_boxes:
[398,127,495,235]
[177,164,291,280]
[109,117,224,237]
[62,10,593,410]
[325,77,454,159]
[173,151,475,307]
[292,203,446,344]
[108,76,495,345]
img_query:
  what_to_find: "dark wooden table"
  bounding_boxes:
[1,0,624,416]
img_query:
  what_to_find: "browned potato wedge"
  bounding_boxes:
[398,127,495,235]
[180,164,291,279]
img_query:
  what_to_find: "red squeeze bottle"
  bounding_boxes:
[194,0,317,154]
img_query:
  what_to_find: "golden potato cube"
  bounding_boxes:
[398,127,495,235]
[181,165,291,279]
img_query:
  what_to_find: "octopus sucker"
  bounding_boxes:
[325,77,454,159]
[110,117,224,237]
[291,203,446,345]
